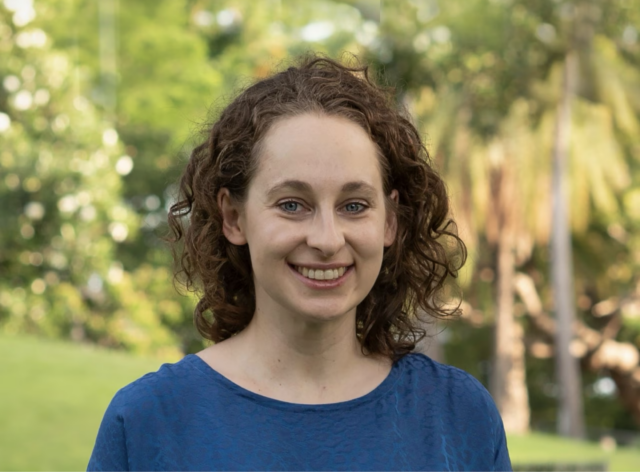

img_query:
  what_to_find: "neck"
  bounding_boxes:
[198,287,393,404]
[233,306,367,386]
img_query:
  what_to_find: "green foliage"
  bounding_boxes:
[0,2,185,357]
[367,0,640,431]
[1,0,376,355]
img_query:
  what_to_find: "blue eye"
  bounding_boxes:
[278,201,367,214]
[345,202,366,213]
[280,201,300,213]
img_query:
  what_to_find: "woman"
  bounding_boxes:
[88,55,512,471]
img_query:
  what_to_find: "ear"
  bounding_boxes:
[217,188,247,245]
[384,189,399,247]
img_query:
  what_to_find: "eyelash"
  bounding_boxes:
[278,200,368,214]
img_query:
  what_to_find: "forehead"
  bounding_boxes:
[251,113,384,194]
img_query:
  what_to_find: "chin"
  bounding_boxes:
[294,302,355,322]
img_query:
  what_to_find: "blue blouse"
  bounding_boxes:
[88,352,511,471]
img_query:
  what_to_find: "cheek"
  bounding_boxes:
[350,221,387,259]
[246,216,303,262]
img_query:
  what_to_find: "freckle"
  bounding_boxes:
[277,359,281,362]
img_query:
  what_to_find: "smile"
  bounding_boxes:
[287,263,354,289]
[292,265,349,281]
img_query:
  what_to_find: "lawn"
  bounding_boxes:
[1,333,639,471]
[508,432,640,471]
[0,334,163,471]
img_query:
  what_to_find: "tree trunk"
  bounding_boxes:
[490,159,530,434]
[515,272,640,428]
[550,50,586,439]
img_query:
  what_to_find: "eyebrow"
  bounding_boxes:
[266,180,378,200]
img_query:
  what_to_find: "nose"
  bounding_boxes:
[306,208,345,257]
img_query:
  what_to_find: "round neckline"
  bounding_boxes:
[186,353,406,412]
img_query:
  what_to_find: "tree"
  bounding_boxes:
[0,1,186,358]
[366,0,640,433]
[369,0,549,434]
[1,0,378,353]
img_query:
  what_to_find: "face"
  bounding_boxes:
[219,113,398,325]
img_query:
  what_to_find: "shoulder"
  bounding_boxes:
[89,356,211,470]
[401,352,489,389]
[401,353,510,460]
[105,354,203,418]
[398,353,511,469]
[398,352,501,419]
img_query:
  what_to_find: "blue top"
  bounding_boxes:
[87,352,511,471]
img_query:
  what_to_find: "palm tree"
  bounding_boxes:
[550,48,585,438]
[368,0,640,434]
[539,0,640,437]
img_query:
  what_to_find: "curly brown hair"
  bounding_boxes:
[168,54,466,361]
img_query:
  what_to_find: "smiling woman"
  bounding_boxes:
[216,113,398,337]
[87,55,512,471]
[170,56,462,361]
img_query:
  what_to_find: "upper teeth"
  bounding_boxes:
[295,266,347,280]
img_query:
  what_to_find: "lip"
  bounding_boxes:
[287,263,354,289]
[288,262,353,270]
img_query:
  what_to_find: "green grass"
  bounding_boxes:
[1,334,640,471]
[0,334,163,471]
[507,432,640,471]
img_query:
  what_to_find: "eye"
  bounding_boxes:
[279,200,302,213]
[344,202,367,213]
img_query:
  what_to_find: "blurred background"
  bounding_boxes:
[1,0,640,470]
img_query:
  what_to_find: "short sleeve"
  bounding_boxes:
[87,392,129,471]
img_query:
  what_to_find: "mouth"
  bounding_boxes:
[287,263,354,288]
[290,264,352,280]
